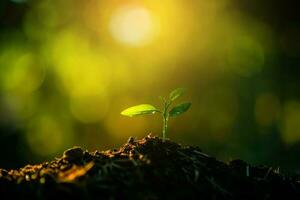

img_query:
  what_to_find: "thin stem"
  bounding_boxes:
[162,99,171,142]
[163,115,168,142]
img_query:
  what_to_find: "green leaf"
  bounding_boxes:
[169,88,186,102]
[169,102,191,117]
[121,104,159,117]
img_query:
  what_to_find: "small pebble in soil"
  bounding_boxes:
[63,146,84,162]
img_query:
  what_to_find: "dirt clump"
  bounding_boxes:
[0,134,300,199]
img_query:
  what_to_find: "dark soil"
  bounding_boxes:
[0,134,300,199]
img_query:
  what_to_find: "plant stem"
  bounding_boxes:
[162,115,168,142]
[162,99,170,142]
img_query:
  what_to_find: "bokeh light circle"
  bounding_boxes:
[109,5,156,46]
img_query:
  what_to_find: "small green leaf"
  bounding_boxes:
[121,104,159,117]
[169,102,191,117]
[169,88,186,102]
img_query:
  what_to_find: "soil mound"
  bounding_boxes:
[0,134,299,199]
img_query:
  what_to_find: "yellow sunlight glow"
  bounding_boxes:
[109,5,156,46]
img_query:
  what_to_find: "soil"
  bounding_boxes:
[0,134,300,200]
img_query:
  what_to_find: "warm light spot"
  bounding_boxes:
[109,5,157,46]
[50,30,111,97]
[59,162,94,182]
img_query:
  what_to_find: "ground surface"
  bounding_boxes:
[0,134,300,199]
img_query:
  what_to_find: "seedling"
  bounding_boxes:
[121,88,191,141]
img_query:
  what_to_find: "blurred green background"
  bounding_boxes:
[1,0,300,173]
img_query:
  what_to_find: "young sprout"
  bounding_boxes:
[121,88,191,141]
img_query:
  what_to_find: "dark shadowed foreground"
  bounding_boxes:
[0,134,300,199]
